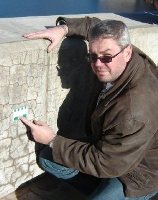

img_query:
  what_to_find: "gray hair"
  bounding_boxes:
[89,20,131,48]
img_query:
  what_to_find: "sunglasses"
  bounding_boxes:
[87,45,128,64]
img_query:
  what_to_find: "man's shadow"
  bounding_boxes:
[56,37,95,141]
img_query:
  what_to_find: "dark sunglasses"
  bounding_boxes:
[87,45,128,64]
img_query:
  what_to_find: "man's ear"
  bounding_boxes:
[124,45,132,62]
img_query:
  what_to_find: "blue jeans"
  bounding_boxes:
[39,146,79,179]
[88,178,157,200]
[39,146,157,200]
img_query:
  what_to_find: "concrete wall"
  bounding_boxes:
[0,14,158,198]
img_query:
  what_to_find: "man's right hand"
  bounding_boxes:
[23,25,68,52]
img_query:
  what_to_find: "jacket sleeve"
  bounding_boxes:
[52,118,155,178]
[56,16,101,40]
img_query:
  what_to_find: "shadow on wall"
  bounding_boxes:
[56,37,101,141]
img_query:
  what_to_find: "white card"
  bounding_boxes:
[13,106,28,122]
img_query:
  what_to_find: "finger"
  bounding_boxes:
[23,30,47,36]
[23,32,40,38]
[47,43,54,53]
[20,117,36,129]
[33,120,48,126]
[23,32,48,39]
[47,40,57,52]
[23,34,44,39]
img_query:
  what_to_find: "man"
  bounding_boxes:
[21,17,158,199]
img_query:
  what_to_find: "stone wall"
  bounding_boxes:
[0,40,56,197]
[0,14,158,198]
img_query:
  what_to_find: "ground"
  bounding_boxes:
[1,172,158,200]
[1,173,87,200]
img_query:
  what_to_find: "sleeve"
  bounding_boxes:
[56,16,101,40]
[52,118,154,178]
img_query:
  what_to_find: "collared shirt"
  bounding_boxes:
[96,82,113,106]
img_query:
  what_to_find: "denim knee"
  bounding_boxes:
[39,146,79,179]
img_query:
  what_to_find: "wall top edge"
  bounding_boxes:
[0,13,157,44]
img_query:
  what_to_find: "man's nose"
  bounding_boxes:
[93,58,104,67]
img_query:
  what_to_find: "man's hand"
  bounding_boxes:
[20,117,56,144]
[23,25,68,52]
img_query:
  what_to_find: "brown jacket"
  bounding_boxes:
[53,17,158,197]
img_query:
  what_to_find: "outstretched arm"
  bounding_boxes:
[23,16,101,52]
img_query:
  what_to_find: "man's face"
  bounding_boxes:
[89,37,132,83]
